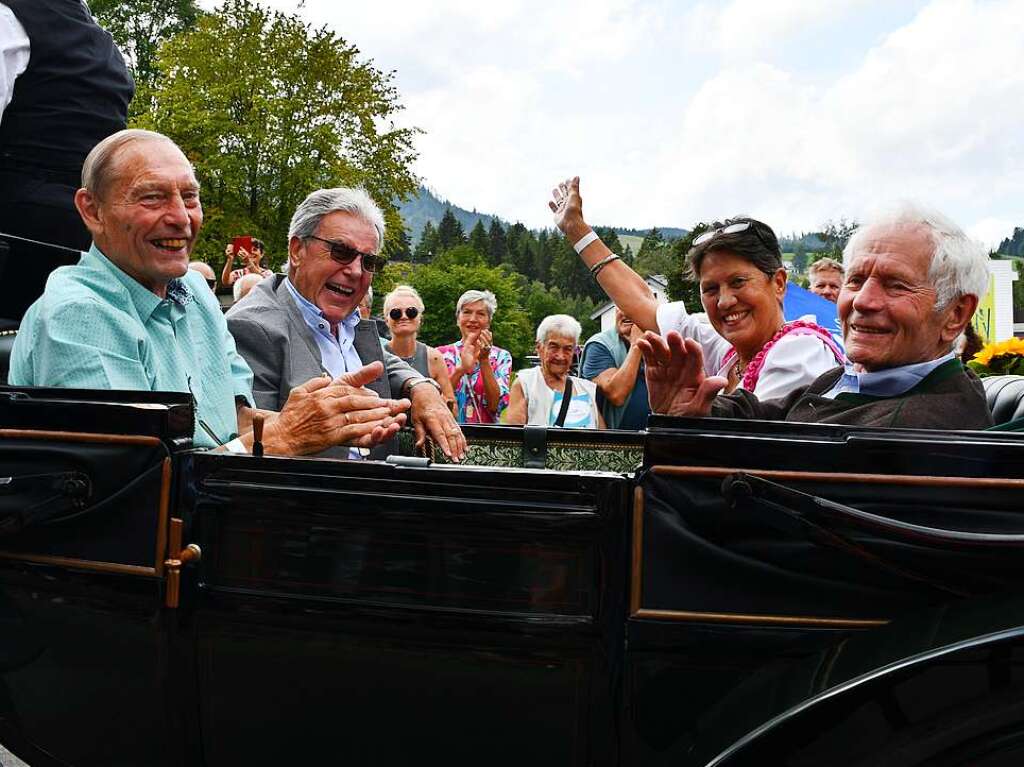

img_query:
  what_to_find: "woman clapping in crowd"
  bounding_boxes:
[548,178,844,401]
[438,290,512,424]
[383,285,457,414]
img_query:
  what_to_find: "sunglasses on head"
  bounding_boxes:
[306,235,387,273]
[389,307,420,320]
[693,220,778,261]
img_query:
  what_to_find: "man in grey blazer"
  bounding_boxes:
[227,188,466,461]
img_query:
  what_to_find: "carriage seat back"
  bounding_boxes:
[981,374,1024,424]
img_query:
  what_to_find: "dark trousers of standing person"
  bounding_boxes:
[0,163,90,324]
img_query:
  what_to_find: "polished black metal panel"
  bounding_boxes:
[187,453,630,765]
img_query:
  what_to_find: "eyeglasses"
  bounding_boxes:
[306,235,387,273]
[389,307,420,320]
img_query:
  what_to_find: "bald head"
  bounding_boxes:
[82,128,182,201]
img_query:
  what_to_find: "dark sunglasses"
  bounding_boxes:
[389,307,420,320]
[306,235,387,273]
[205,279,217,289]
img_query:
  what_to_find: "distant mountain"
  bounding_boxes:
[779,233,828,252]
[397,185,690,244]
[398,186,502,244]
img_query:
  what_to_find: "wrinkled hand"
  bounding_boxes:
[460,332,479,372]
[263,361,410,455]
[627,323,645,347]
[637,331,727,417]
[477,329,493,359]
[409,383,467,462]
[548,176,589,241]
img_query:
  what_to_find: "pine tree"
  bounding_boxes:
[468,220,489,260]
[385,225,413,261]
[437,209,466,252]
[488,219,508,266]
[414,221,439,263]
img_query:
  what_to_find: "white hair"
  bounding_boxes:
[232,272,263,302]
[383,284,424,313]
[843,202,989,309]
[82,128,181,200]
[536,314,582,345]
[288,187,386,252]
[455,289,497,320]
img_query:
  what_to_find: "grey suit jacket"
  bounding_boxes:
[226,275,419,457]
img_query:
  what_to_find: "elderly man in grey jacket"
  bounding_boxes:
[227,188,466,461]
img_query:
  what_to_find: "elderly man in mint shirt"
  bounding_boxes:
[10,129,410,456]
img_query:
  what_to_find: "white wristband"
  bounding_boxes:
[224,438,249,454]
[573,230,600,254]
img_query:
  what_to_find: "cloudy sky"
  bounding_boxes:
[202,0,1024,246]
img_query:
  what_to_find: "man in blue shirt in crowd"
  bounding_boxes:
[581,307,651,430]
[10,128,410,455]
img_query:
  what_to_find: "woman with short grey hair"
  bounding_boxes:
[438,289,512,423]
[507,314,603,429]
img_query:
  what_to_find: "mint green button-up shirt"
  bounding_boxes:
[10,245,254,448]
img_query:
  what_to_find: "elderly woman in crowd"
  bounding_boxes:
[548,178,844,401]
[438,289,513,423]
[508,315,604,429]
[383,284,456,412]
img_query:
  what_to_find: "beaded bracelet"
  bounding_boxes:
[589,253,621,278]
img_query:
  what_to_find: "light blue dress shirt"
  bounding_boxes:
[282,277,367,459]
[283,277,363,377]
[10,244,254,448]
[823,351,957,399]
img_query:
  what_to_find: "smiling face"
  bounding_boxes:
[538,332,576,380]
[288,211,376,326]
[457,300,492,338]
[76,140,202,296]
[839,223,972,371]
[809,268,843,303]
[698,250,787,358]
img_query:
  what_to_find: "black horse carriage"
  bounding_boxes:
[4,237,1024,766]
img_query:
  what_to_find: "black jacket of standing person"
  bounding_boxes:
[0,0,134,323]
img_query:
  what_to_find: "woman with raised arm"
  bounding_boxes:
[437,290,513,423]
[548,178,843,401]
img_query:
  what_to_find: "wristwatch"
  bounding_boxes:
[403,376,442,396]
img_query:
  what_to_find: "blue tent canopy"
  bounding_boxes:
[784,282,843,349]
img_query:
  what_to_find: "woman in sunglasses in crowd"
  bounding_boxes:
[549,178,843,401]
[438,290,513,423]
[383,285,457,414]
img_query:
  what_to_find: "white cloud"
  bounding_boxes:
[651,0,1024,236]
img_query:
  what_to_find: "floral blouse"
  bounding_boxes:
[437,340,512,424]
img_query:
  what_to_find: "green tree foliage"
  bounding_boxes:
[414,221,440,263]
[383,225,412,262]
[467,220,489,260]
[792,242,808,273]
[137,0,418,269]
[818,218,859,260]
[90,0,202,103]
[667,224,707,310]
[487,219,508,267]
[436,208,466,252]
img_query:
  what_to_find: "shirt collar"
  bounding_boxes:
[284,277,360,337]
[833,350,957,398]
[85,244,194,321]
